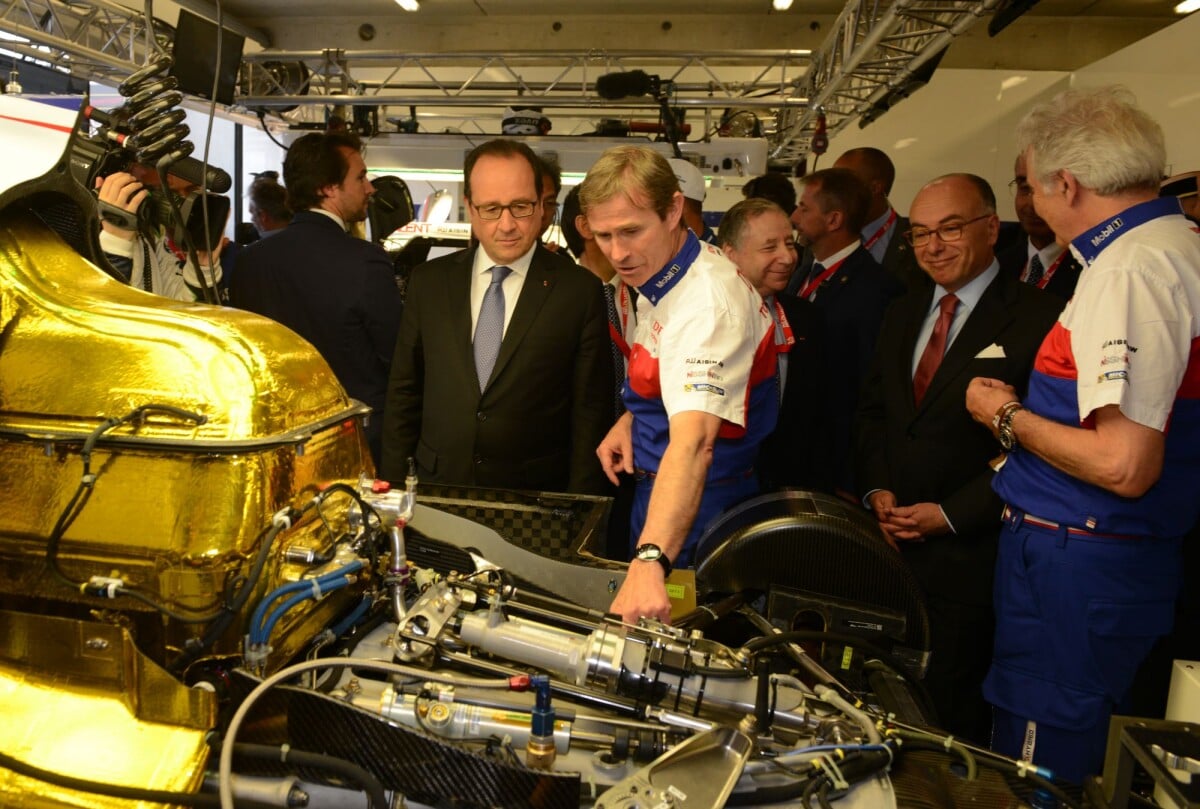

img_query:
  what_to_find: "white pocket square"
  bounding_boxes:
[975,343,1006,359]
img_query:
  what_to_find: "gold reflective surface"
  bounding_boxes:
[0,611,214,807]
[0,209,378,804]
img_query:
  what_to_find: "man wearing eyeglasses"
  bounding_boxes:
[382,139,612,495]
[856,173,1062,744]
[996,152,1082,301]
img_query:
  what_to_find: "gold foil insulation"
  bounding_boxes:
[0,209,379,803]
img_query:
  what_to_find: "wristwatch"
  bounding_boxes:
[998,403,1024,451]
[634,543,672,576]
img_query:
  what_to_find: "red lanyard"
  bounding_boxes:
[798,255,848,300]
[609,283,635,358]
[862,208,897,252]
[1022,250,1067,289]
[770,297,795,351]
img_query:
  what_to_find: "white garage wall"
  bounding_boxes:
[824,11,1198,216]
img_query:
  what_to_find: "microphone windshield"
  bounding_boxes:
[165,155,233,194]
[596,70,657,100]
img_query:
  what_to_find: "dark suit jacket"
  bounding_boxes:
[808,246,904,491]
[381,244,613,494]
[854,267,1063,604]
[758,294,829,492]
[996,240,1083,302]
[229,211,402,462]
[880,216,927,292]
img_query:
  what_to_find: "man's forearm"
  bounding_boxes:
[636,437,712,562]
[1010,404,1164,498]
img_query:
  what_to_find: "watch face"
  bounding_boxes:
[636,545,662,561]
[1000,428,1015,451]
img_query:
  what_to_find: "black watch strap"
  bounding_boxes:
[634,543,672,576]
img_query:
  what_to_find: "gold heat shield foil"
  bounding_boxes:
[0,611,215,808]
[0,210,374,665]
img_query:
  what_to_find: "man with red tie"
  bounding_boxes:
[855,173,1062,744]
[790,167,902,494]
[833,146,923,291]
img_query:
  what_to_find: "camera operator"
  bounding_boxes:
[96,162,226,303]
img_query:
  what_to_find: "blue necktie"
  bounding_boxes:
[1027,253,1045,285]
[474,265,511,392]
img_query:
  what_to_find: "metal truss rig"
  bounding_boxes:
[0,0,1000,169]
[771,0,1002,166]
[238,48,813,144]
[0,0,169,80]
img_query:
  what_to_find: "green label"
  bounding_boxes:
[665,584,686,599]
[841,646,854,670]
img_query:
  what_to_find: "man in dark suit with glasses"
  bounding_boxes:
[856,173,1062,744]
[382,139,612,495]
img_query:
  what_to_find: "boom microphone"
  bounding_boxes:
[163,154,233,194]
[84,103,232,193]
[595,70,660,100]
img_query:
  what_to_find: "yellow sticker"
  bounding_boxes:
[665,583,686,600]
[841,646,854,670]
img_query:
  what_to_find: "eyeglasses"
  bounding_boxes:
[472,201,538,220]
[1007,178,1033,197]
[904,214,992,247]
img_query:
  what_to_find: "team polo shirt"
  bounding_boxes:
[994,197,1200,537]
[625,232,779,481]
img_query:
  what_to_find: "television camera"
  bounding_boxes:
[68,55,232,274]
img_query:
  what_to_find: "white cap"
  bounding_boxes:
[502,107,549,135]
[667,158,706,203]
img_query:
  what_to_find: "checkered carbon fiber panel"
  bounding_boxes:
[285,685,582,809]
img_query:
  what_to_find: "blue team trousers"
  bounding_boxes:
[985,508,1181,783]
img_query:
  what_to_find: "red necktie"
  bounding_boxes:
[913,293,958,404]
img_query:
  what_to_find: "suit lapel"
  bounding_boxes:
[916,271,1014,414]
[486,248,554,391]
[900,285,934,413]
[447,248,477,381]
[882,217,909,266]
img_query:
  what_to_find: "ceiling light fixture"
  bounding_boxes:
[394,0,420,10]
[773,0,794,9]
[1174,0,1199,13]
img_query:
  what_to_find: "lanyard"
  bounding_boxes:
[609,283,635,358]
[798,255,848,300]
[770,297,795,351]
[1021,250,1067,289]
[862,208,897,252]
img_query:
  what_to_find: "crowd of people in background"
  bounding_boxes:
[94,84,1200,786]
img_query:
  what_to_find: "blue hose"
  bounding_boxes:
[249,560,364,647]
[329,595,375,639]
